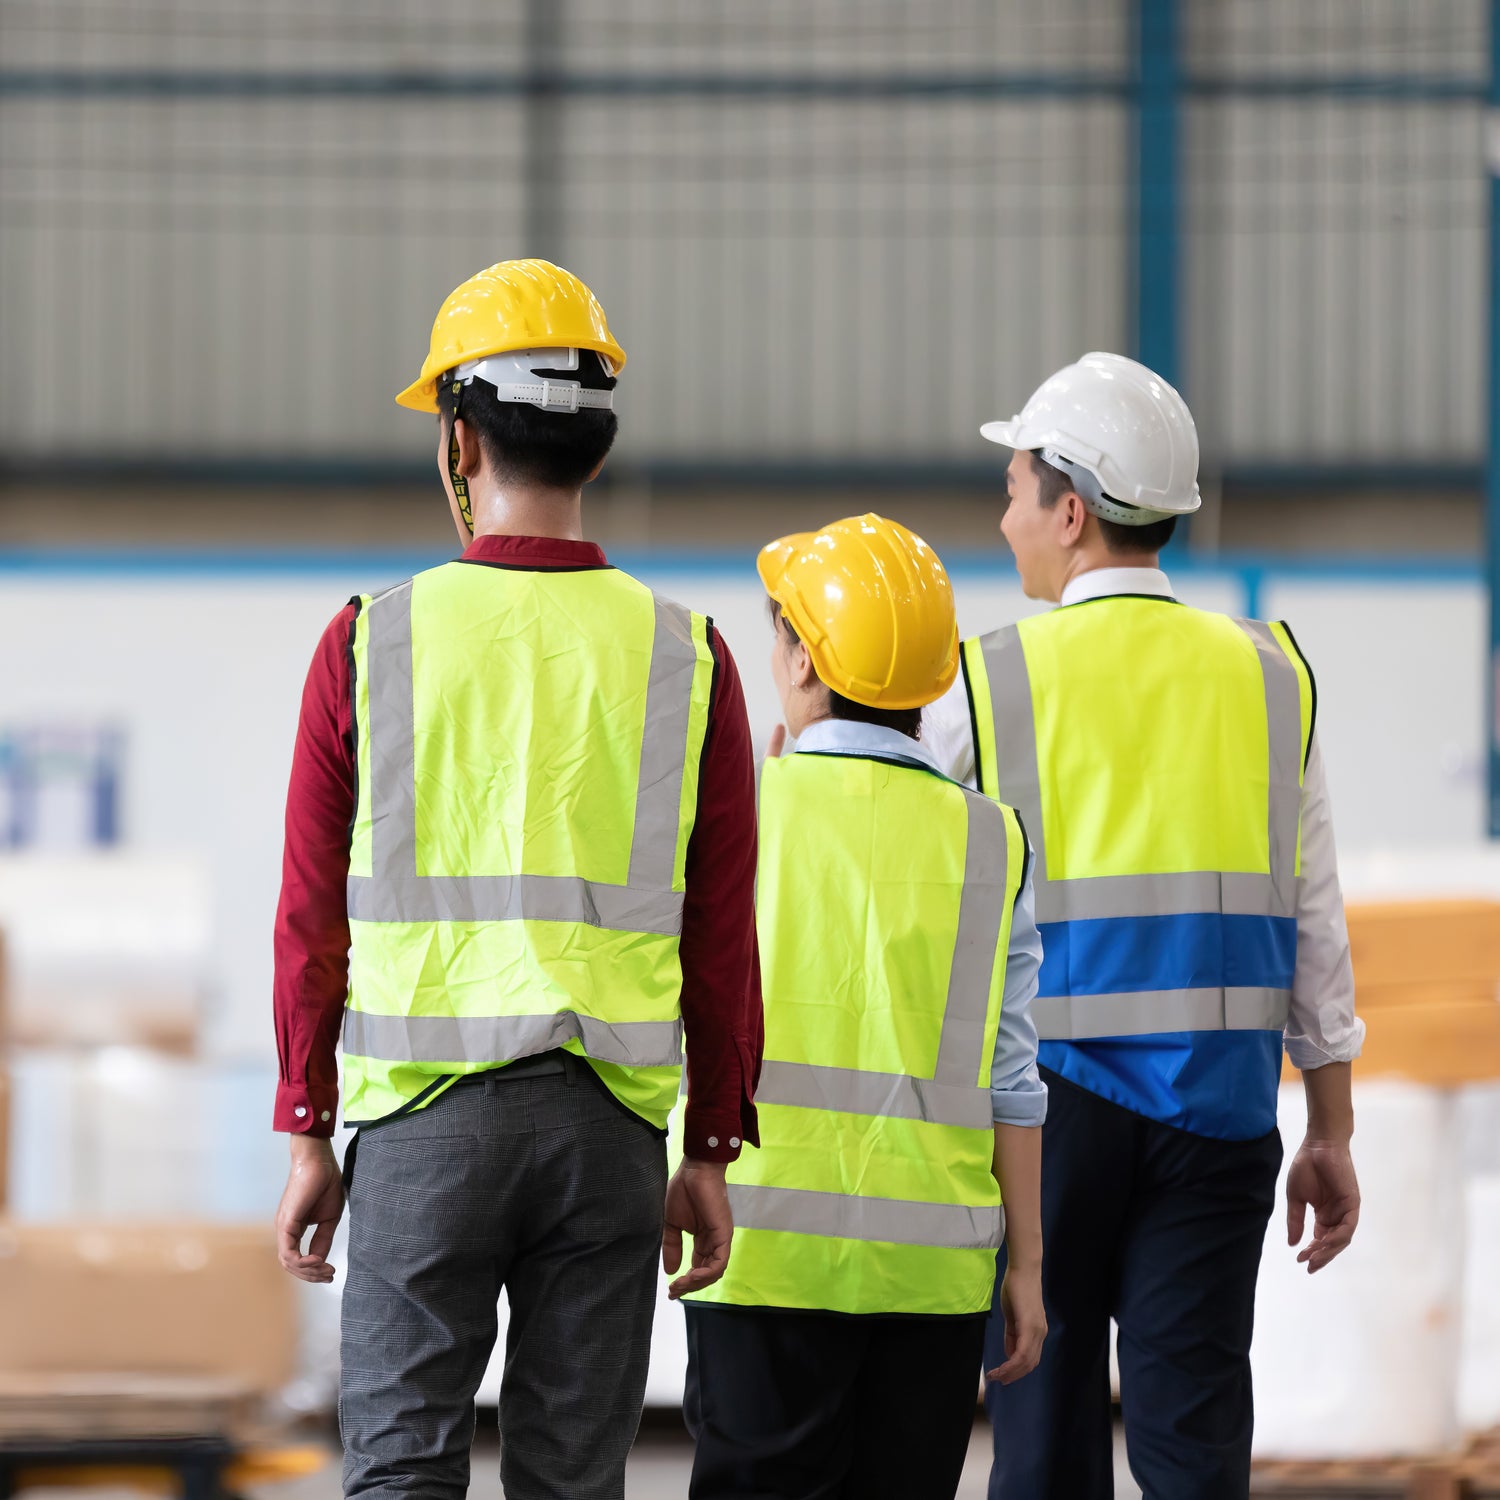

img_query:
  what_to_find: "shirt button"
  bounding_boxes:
[321,1111,331,1122]
[730,1137,741,1148]
[707,1136,719,1148]
[294,1107,307,1118]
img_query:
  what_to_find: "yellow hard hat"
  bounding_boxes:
[396,259,627,413]
[757,514,959,711]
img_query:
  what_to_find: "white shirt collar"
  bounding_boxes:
[1058,566,1176,608]
[792,717,945,775]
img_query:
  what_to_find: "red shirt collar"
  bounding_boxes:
[460,533,610,570]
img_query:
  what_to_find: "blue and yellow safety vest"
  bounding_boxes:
[962,595,1313,1139]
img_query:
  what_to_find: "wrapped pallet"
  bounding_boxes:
[1252,1080,1465,1457]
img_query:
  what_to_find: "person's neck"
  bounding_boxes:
[470,482,585,542]
[1050,546,1160,603]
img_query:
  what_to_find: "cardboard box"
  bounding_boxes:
[1348,899,1500,991]
[1281,900,1500,1087]
[0,1223,296,1392]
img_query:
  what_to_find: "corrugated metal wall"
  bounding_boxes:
[1184,0,1486,468]
[0,0,1486,473]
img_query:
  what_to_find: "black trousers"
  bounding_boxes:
[684,1302,985,1500]
[986,1068,1282,1500]
[339,1056,667,1500]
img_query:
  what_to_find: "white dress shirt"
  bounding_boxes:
[788,718,1048,1124]
[921,566,1364,1070]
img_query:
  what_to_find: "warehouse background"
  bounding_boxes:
[1,2,1499,1494]
[0,2,1491,528]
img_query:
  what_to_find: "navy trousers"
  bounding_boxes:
[986,1068,1282,1500]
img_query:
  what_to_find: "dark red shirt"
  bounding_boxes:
[273,534,762,1163]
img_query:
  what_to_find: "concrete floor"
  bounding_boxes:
[243,1420,1143,1499]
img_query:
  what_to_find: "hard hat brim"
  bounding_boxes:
[395,375,441,414]
[979,418,1023,448]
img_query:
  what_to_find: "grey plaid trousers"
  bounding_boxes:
[339,1055,668,1500]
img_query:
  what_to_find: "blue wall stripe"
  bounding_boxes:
[0,549,1481,586]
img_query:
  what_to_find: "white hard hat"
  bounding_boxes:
[980,352,1201,523]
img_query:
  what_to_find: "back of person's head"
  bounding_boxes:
[437,351,618,491]
[765,599,925,739]
[758,514,959,741]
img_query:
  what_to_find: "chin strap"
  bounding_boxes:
[447,379,474,537]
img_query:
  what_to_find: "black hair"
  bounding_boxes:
[767,597,923,740]
[437,350,618,490]
[1029,449,1178,556]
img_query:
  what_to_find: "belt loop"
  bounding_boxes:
[562,1052,579,1087]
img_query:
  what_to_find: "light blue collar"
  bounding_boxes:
[791,718,944,775]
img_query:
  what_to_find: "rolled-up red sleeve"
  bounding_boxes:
[677,628,763,1164]
[272,603,356,1136]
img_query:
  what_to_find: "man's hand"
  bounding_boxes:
[276,1135,345,1284]
[662,1158,733,1299]
[1286,1137,1360,1273]
[767,724,787,759]
[987,1264,1047,1385]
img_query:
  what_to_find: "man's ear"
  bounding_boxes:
[1058,491,1090,548]
[453,416,485,480]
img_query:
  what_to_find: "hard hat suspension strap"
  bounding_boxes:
[1039,448,1171,528]
[448,378,475,537]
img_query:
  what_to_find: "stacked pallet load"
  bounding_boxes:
[1251,898,1500,1497]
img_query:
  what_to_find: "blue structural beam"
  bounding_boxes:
[1135,0,1180,389]
[1489,0,1500,836]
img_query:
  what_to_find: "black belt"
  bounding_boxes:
[452,1049,572,1087]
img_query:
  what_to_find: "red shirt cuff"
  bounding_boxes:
[274,1080,339,1136]
[683,1094,759,1164]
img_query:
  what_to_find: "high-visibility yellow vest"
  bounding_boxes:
[341,559,715,1129]
[961,597,1313,1049]
[694,750,1025,1317]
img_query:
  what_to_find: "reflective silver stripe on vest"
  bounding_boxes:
[976,618,1305,930]
[347,576,700,933]
[346,873,683,934]
[1234,619,1304,922]
[979,626,1050,888]
[754,787,1008,1133]
[755,1062,994,1132]
[728,1183,1004,1251]
[343,1008,684,1069]
[1032,985,1291,1042]
[1033,869,1289,924]
[628,597,701,892]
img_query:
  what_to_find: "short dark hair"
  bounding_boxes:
[767,598,923,740]
[1029,450,1177,556]
[437,351,618,490]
